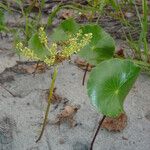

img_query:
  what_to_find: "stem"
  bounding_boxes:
[132,59,150,72]
[132,59,150,67]
[90,115,106,150]
[36,66,58,142]
[82,63,89,86]
[25,16,29,40]
[142,0,148,61]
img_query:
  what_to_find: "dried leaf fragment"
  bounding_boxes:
[51,105,79,128]
[20,63,46,74]
[74,58,94,71]
[102,113,127,131]
[44,88,63,104]
[17,62,46,74]
[59,9,76,19]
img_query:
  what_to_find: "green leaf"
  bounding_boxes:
[50,18,80,42]
[50,28,68,42]
[60,18,79,33]
[78,24,115,65]
[87,59,140,117]
[28,34,49,60]
[0,9,5,31]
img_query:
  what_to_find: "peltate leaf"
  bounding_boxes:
[78,24,115,65]
[50,28,68,42]
[50,18,80,42]
[60,18,79,33]
[87,59,140,117]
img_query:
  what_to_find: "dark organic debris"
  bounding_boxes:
[116,48,125,57]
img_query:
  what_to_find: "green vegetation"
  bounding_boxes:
[0,0,149,149]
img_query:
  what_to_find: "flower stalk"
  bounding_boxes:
[36,65,58,142]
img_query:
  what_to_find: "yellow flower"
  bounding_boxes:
[39,27,48,45]
[49,43,57,56]
[44,56,55,66]
[16,42,23,51]
[61,31,92,58]
[16,42,39,60]
[16,27,92,67]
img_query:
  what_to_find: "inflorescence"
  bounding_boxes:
[16,27,92,66]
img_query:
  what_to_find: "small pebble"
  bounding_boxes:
[59,138,65,144]
[27,102,30,106]
[125,12,134,18]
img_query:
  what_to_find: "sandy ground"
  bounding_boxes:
[0,37,150,150]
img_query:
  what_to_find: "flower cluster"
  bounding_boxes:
[61,30,92,58]
[43,43,58,66]
[16,27,92,66]
[16,42,39,60]
[39,27,48,45]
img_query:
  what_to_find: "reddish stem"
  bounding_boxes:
[90,115,106,150]
[82,63,89,86]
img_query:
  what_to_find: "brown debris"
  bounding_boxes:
[18,63,46,74]
[116,48,125,57]
[27,0,40,8]
[2,61,47,74]
[59,9,76,19]
[50,105,79,128]
[102,113,127,132]
[45,88,63,104]
[74,58,94,71]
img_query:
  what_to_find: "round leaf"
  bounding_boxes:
[87,59,140,117]
[78,24,115,65]
[60,18,80,33]
[50,28,68,42]
[50,18,80,42]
